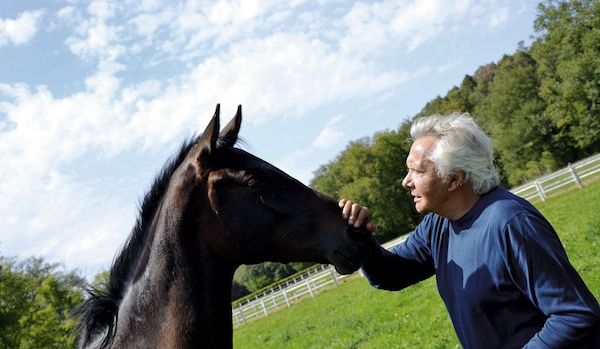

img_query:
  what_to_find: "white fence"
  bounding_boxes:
[232,235,408,326]
[510,153,600,202]
[232,153,600,327]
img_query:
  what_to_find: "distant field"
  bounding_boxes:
[234,180,600,348]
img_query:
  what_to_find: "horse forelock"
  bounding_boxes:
[74,131,243,348]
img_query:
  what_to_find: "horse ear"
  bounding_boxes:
[218,105,242,148]
[198,104,221,165]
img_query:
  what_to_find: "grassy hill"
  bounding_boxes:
[234,180,600,348]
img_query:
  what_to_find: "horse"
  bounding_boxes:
[74,105,370,348]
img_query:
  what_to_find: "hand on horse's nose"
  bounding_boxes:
[346,226,378,261]
[347,226,370,241]
[338,199,376,231]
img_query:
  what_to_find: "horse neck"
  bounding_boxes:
[113,232,236,348]
[113,174,237,348]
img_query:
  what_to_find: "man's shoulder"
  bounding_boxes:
[481,187,547,232]
[484,187,535,215]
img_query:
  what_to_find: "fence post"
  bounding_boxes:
[306,279,314,298]
[260,299,268,317]
[568,163,583,188]
[270,292,277,310]
[283,288,290,307]
[330,267,339,286]
[238,306,247,325]
[534,179,546,202]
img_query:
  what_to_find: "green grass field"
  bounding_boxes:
[234,180,600,348]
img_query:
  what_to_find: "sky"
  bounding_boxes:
[1,0,539,278]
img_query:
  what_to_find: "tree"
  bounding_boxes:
[531,0,600,159]
[231,280,250,301]
[233,262,312,297]
[367,123,421,242]
[0,255,85,349]
[312,138,377,218]
[474,51,552,185]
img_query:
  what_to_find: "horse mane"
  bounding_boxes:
[73,135,201,348]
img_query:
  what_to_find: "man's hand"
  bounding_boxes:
[339,199,376,232]
[340,199,378,262]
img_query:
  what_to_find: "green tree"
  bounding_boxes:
[474,51,552,185]
[367,123,421,242]
[416,75,481,117]
[0,255,84,349]
[233,262,311,295]
[531,0,600,158]
[231,280,250,301]
[0,257,33,348]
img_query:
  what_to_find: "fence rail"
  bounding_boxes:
[232,153,600,327]
[510,153,600,202]
[232,235,408,326]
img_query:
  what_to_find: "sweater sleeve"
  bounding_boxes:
[361,217,435,291]
[500,213,600,348]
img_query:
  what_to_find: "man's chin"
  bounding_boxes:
[414,202,431,214]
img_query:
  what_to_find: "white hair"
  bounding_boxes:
[410,112,500,194]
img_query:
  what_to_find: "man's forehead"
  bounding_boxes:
[406,137,435,166]
[411,137,435,155]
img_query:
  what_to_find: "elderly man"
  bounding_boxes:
[341,113,600,348]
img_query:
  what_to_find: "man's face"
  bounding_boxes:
[401,136,452,215]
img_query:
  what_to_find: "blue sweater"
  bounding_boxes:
[362,187,600,348]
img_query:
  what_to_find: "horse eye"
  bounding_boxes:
[245,169,269,188]
[247,177,260,188]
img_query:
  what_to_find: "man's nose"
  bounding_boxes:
[401,173,410,189]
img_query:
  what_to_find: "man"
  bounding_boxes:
[341,113,600,348]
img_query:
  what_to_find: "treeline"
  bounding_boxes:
[232,262,312,300]
[0,255,85,348]
[311,0,600,243]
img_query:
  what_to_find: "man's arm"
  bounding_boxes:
[501,213,600,348]
[339,199,435,290]
[361,234,435,291]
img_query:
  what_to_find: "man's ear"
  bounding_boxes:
[447,171,466,192]
[218,105,242,148]
[198,104,221,166]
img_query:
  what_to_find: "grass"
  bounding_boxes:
[234,180,600,348]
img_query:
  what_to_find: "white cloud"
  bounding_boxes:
[0,166,137,275]
[487,6,510,28]
[339,0,515,54]
[0,10,44,46]
[313,115,345,149]
[207,0,262,24]
[130,12,172,39]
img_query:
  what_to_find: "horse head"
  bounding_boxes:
[181,104,368,274]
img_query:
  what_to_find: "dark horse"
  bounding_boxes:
[74,105,369,348]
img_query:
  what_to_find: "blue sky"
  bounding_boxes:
[1,0,538,278]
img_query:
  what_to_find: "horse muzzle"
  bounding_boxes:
[327,225,373,275]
